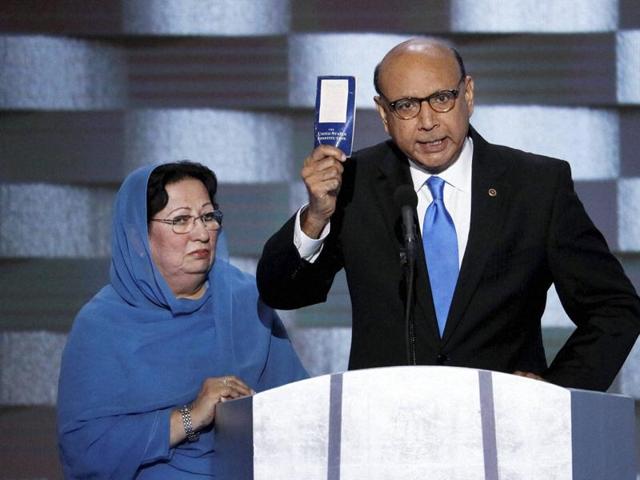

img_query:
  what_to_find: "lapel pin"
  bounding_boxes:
[488,188,497,197]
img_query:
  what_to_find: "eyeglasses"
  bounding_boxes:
[382,76,465,120]
[151,209,223,234]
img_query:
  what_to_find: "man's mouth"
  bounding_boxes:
[419,138,445,145]
[417,137,448,152]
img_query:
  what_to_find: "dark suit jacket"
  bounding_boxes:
[257,127,640,391]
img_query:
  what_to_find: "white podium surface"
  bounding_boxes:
[215,366,636,479]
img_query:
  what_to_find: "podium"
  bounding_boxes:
[216,366,636,479]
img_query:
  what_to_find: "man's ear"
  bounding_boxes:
[464,76,475,117]
[374,97,390,134]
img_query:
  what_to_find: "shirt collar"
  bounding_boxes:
[408,136,474,194]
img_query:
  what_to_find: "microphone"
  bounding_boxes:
[393,185,418,365]
[393,185,418,264]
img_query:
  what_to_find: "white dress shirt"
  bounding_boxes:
[294,137,474,266]
[410,136,473,267]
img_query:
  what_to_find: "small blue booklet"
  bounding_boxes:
[314,76,356,156]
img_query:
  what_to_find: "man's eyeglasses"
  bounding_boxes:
[151,209,223,234]
[381,76,465,120]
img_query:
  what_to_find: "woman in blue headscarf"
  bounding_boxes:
[57,161,308,478]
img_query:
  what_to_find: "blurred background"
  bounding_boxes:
[1,0,640,477]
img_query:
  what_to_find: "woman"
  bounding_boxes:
[57,161,307,478]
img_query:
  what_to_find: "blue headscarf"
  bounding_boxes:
[57,164,308,478]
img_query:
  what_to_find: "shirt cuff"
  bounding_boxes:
[293,206,330,263]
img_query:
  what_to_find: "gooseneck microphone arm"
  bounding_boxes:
[393,186,418,365]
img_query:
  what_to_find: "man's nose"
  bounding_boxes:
[417,101,438,130]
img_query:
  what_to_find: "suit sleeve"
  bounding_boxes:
[256,214,344,310]
[544,161,640,390]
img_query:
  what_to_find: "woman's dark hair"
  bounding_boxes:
[146,161,218,223]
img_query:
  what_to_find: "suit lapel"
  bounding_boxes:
[442,129,510,344]
[370,141,414,248]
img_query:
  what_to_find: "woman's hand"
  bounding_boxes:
[190,376,253,429]
[170,375,253,445]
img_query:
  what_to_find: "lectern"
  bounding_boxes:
[216,366,636,479]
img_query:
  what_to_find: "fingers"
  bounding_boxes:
[302,164,343,200]
[512,370,545,381]
[301,146,348,233]
[305,144,347,164]
[201,376,252,401]
[219,375,253,398]
[302,149,346,195]
[302,157,345,183]
[190,375,254,430]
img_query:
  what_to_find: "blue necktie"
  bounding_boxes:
[423,176,459,336]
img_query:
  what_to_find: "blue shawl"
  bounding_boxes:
[57,164,307,479]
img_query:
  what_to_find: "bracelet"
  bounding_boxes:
[179,404,199,442]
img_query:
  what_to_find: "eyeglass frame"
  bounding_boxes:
[378,75,467,120]
[150,209,223,234]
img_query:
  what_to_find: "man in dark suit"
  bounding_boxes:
[256,37,640,391]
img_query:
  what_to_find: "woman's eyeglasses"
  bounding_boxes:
[151,209,223,234]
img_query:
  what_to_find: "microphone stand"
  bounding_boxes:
[395,185,418,366]
[404,248,416,365]
[400,207,418,366]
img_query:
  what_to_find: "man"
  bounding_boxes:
[256,37,640,391]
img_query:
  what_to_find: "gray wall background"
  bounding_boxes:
[1,0,639,477]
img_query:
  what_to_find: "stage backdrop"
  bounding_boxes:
[1,1,639,478]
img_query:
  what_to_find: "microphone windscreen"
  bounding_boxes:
[393,185,418,209]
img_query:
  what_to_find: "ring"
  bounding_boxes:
[223,377,229,387]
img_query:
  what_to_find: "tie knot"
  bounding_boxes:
[426,176,445,201]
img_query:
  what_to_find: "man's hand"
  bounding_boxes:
[513,370,545,381]
[300,145,347,239]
